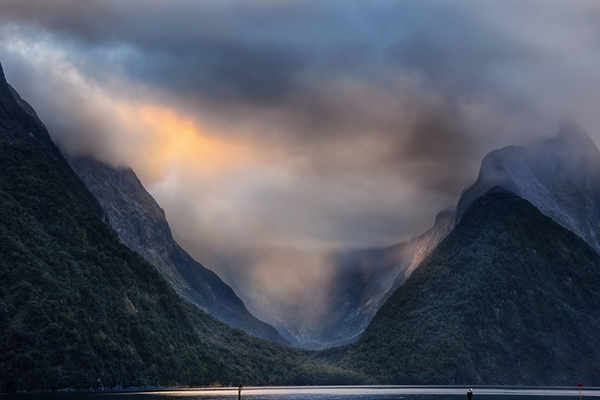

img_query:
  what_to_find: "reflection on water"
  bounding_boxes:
[3,386,596,400]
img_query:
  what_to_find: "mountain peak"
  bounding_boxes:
[555,119,596,148]
[333,189,600,385]
[455,145,524,221]
[456,124,600,253]
[540,120,600,173]
[0,61,10,96]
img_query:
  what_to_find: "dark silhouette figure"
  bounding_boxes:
[467,389,473,400]
[238,384,243,400]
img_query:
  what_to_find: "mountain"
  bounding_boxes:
[325,189,600,385]
[0,61,222,391]
[308,125,600,349]
[67,156,286,344]
[0,61,364,392]
[278,203,455,349]
[458,123,600,253]
[321,209,456,348]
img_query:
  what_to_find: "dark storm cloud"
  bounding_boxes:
[1,0,579,229]
[0,0,527,106]
[2,0,592,210]
[394,103,473,196]
[122,43,312,105]
[0,0,323,104]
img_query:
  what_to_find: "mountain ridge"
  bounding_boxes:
[67,156,286,344]
[0,61,223,391]
[0,60,364,392]
[319,125,600,351]
[456,123,600,253]
[325,188,600,384]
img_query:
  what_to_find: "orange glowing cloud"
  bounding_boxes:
[110,102,262,184]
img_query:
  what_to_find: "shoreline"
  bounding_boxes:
[3,385,598,397]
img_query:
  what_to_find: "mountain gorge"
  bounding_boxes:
[0,61,363,392]
[309,125,600,350]
[64,160,457,353]
[326,189,600,385]
[4,51,600,390]
[67,156,286,344]
[65,103,600,354]
[56,123,600,354]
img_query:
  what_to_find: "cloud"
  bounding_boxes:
[1,0,600,337]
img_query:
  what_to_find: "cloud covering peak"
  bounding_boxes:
[1,0,599,336]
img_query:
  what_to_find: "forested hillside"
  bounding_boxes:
[324,189,600,385]
[0,62,363,393]
[68,156,286,344]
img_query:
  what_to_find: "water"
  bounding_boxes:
[2,386,596,400]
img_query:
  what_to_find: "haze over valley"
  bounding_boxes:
[2,0,600,391]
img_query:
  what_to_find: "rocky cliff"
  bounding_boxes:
[457,123,600,254]
[326,189,600,384]
[309,124,600,349]
[68,156,287,344]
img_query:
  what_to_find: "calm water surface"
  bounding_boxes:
[3,386,598,400]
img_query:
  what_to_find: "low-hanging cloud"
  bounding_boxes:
[1,0,600,334]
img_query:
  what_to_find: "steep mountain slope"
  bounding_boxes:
[310,126,600,350]
[458,124,600,253]
[282,205,455,349]
[320,209,456,348]
[326,189,600,385]
[62,140,453,351]
[67,156,286,344]
[0,62,223,392]
[0,61,364,392]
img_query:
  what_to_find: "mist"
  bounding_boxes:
[1,0,599,335]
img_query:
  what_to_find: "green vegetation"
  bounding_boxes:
[0,64,364,393]
[323,189,600,385]
[4,58,600,391]
[68,156,287,345]
[185,303,367,386]
[0,140,222,391]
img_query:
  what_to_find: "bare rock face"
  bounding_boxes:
[307,124,600,349]
[457,122,600,254]
[0,61,223,391]
[67,156,287,345]
[332,190,600,385]
[405,208,456,277]
[289,208,455,349]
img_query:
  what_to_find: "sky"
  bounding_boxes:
[1,0,600,330]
